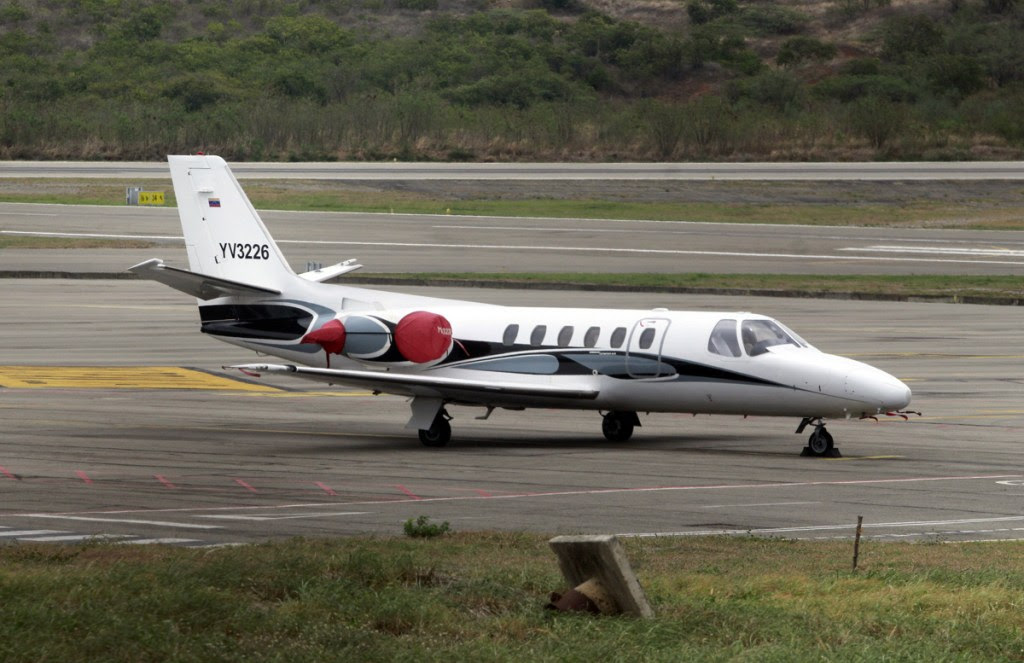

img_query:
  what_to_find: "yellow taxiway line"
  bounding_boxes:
[0,366,278,392]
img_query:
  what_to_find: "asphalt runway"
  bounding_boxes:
[2,160,1023,180]
[2,280,1023,547]
[6,203,1024,275]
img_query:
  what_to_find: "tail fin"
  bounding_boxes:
[169,154,295,291]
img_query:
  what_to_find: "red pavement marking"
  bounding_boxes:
[475,489,493,497]
[154,474,176,489]
[75,470,93,485]
[395,484,422,500]
[315,481,337,496]
[234,478,258,493]
[0,466,17,480]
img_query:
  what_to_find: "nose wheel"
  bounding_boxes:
[797,417,841,458]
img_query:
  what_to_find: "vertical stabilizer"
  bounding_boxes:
[169,154,295,291]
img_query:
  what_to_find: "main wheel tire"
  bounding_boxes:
[418,416,451,447]
[807,428,834,456]
[602,412,635,442]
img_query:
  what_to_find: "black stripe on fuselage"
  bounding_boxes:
[451,349,782,387]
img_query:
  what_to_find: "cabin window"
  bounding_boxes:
[502,324,519,346]
[530,324,547,346]
[741,319,800,356]
[557,325,573,347]
[610,327,626,348]
[638,327,656,350]
[708,319,741,357]
[583,326,600,348]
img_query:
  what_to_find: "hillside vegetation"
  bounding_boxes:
[1,0,1023,160]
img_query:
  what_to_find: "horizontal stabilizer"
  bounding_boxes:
[228,363,600,401]
[298,259,363,283]
[128,259,280,300]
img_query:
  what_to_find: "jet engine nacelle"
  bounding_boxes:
[393,310,453,364]
[302,311,453,368]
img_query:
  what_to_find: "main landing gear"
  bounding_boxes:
[418,409,452,447]
[796,417,841,458]
[418,409,643,446]
[602,411,640,442]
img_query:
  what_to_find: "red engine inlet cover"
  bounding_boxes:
[302,319,346,355]
[394,311,453,363]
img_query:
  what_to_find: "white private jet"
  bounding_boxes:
[130,155,914,455]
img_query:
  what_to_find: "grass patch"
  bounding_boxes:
[1,535,1024,661]
[199,191,1024,230]
[362,272,1024,302]
[2,179,1023,229]
[0,180,145,207]
[0,235,158,249]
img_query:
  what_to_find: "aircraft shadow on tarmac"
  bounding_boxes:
[258,432,783,456]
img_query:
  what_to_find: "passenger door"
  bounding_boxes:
[625,317,672,378]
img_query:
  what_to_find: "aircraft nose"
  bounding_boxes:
[880,376,912,411]
[849,365,912,411]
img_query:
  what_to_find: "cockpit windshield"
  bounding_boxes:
[741,319,804,356]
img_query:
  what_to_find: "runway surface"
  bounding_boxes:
[6,203,1024,275]
[2,280,1023,547]
[2,161,1023,180]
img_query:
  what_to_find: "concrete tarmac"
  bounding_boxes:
[5,203,1024,275]
[1,280,1023,547]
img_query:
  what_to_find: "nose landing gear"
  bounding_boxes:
[796,417,842,458]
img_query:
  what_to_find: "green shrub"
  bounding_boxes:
[926,54,984,98]
[814,73,920,103]
[777,37,837,66]
[686,0,738,25]
[403,516,451,538]
[728,70,806,113]
[397,0,439,10]
[0,1,30,23]
[738,5,809,36]
[847,95,905,148]
[841,58,881,76]
[881,14,945,61]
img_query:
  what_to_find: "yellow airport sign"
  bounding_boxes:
[138,191,166,205]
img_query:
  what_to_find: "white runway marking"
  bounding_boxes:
[25,514,223,529]
[0,529,64,537]
[122,538,201,545]
[197,511,369,522]
[6,229,1024,265]
[1,230,181,240]
[699,501,819,509]
[842,245,1024,258]
[16,473,1019,517]
[21,533,130,542]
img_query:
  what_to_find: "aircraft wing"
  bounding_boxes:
[228,363,601,402]
[129,258,280,300]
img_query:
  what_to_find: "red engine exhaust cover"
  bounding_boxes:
[394,311,453,363]
[302,319,346,356]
